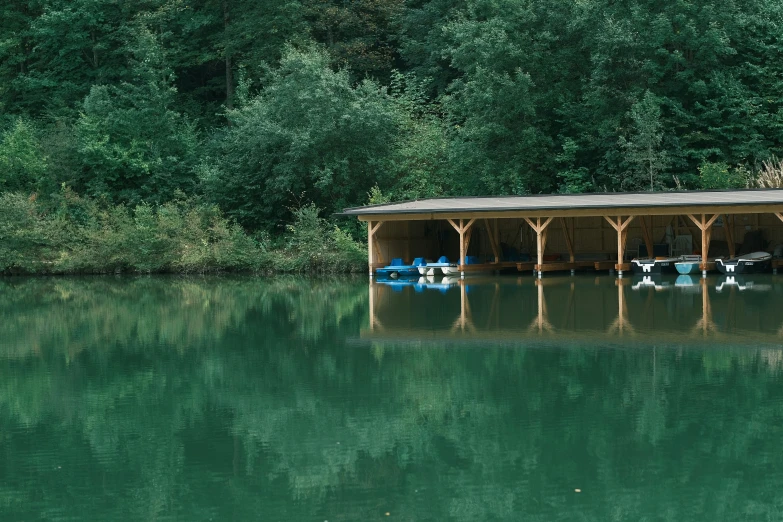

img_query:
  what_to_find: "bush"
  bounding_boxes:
[0,191,366,275]
[698,162,749,189]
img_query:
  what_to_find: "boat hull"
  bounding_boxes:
[375,267,420,280]
[675,262,700,275]
[631,258,679,275]
[716,255,772,275]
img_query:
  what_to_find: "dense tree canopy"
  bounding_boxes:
[1,0,782,233]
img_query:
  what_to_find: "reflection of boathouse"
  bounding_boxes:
[343,190,783,276]
[364,276,783,348]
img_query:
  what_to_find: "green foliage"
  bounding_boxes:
[75,29,198,205]
[698,162,749,189]
[273,203,366,273]
[0,190,364,275]
[2,0,783,265]
[617,91,670,191]
[0,119,48,193]
[202,45,402,230]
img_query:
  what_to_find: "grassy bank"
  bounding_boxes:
[0,191,366,275]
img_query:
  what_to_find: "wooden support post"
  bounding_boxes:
[367,221,385,276]
[485,219,500,263]
[724,214,735,259]
[368,220,374,276]
[494,218,500,262]
[459,219,465,272]
[687,213,719,276]
[448,218,476,276]
[640,216,654,258]
[560,218,575,263]
[604,216,634,276]
[524,217,554,278]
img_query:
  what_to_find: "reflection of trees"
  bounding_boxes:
[1,277,783,519]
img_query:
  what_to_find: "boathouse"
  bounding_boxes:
[342,189,783,276]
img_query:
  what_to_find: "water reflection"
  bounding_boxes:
[368,274,783,347]
[1,275,783,520]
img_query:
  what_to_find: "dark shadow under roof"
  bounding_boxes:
[342,189,783,216]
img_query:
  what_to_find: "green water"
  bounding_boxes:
[1,274,783,521]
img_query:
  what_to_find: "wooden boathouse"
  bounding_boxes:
[341,189,783,277]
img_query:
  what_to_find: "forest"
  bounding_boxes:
[2,0,783,273]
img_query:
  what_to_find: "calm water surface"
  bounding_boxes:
[1,274,783,521]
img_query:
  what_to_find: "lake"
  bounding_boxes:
[1,273,782,521]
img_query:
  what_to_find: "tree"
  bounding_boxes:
[0,119,47,194]
[75,28,198,205]
[618,91,670,191]
[202,45,401,230]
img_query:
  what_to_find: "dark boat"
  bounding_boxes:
[631,257,680,275]
[715,251,772,275]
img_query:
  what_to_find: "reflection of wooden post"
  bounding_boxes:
[451,280,475,333]
[607,279,635,335]
[687,213,719,277]
[604,216,635,276]
[369,281,376,331]
[524,217,554,278]
[528,280,553,334]
[692,278,715,336]
[367,221,385,277]
[448,218,476,277]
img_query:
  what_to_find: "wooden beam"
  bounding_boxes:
[447,218,461,233]
[368,220,385,272]
[604,216,620,232]
[724,214,735,258]
[526,217,554,273]
[610,216,635,271]
[459,219,466,267]
[686,214,719,268]
[368,220,375,274]
[485,219,500,262]
[560,218,575,263]
[701,222,711,268]
[686,214,702,229]
[775,212,783,224]
[640,216,654,258]
[494,218,500,262]
[370,221,384,235]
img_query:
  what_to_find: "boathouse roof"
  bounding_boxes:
[342,189,783,217]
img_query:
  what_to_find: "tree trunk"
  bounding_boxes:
[223,0,233,110]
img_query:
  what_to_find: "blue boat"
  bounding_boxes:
[675,255,704,275]
[418,255,458,276]
[375,257,426,280]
